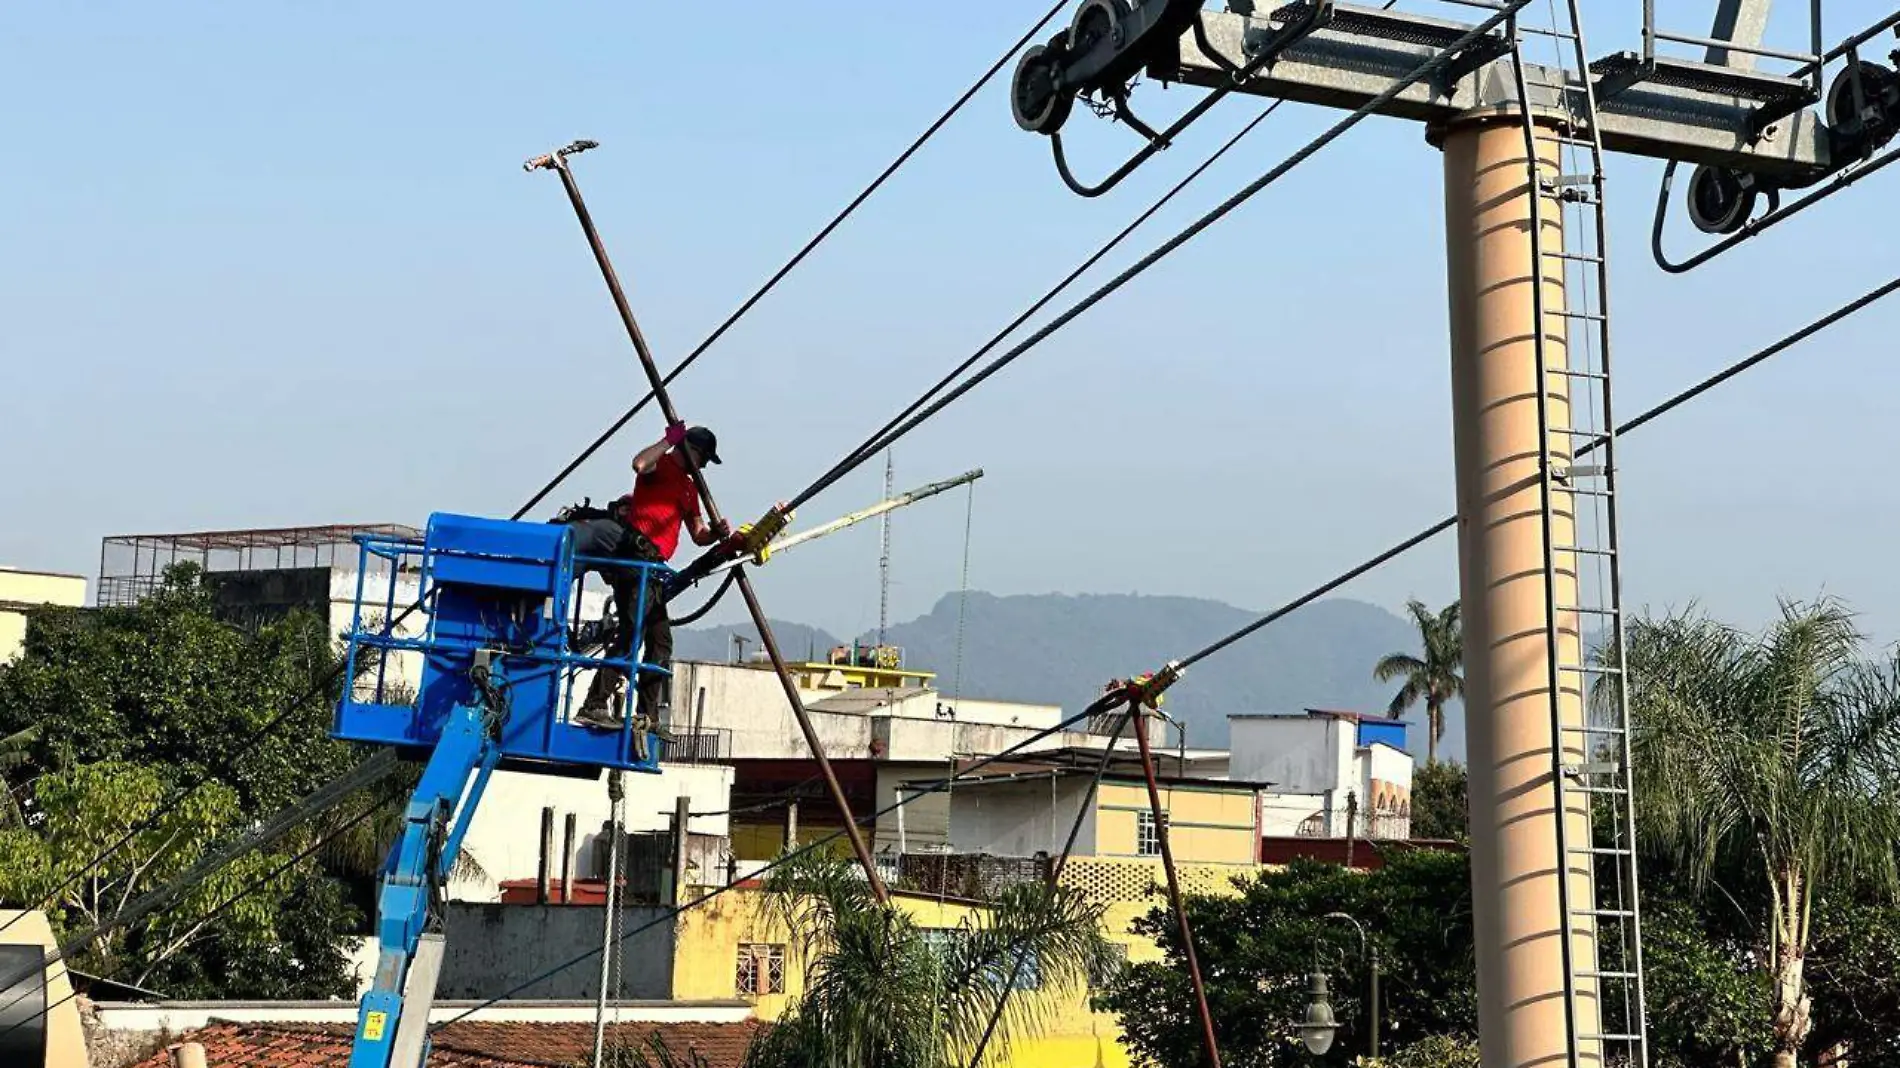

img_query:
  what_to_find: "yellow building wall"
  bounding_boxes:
[728,820,857,862]
[0,569,86,665]
[669,883,1155,1068]
[1093,781,1257,866]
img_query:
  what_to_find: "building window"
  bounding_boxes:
[921,929,1039,990]
[1136,810,1169,857]
[736,943,785,997]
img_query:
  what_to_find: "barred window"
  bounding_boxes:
[1136,810,1169,857]
[736,943,785,996]
[922,928,1040,991]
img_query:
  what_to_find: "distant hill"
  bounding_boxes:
[677,591,1467,762]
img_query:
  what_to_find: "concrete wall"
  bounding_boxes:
[1228,715,1348,795]
[876,765,949,854]
[0,569,86,665]
[449,763,734,902]
[435,902,675,1000]
[944,776,1093,858]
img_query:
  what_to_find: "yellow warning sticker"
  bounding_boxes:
[362,1011,388,1041]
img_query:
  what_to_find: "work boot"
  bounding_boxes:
[576,685,626,731]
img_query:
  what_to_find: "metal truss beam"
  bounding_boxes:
[1164,5,1831,180]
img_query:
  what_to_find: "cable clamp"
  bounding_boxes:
[730,504,795,565]
[1104,660,1184,711]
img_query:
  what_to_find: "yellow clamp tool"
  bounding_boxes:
[733,505,795,565]
[1105,660,1184,711]
[1128,661,1185,710]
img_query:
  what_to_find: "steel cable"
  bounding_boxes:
[773,0,1535,516]
[1176,272,1900,672]
[511,0,1071,522]
[17,1,1065,941]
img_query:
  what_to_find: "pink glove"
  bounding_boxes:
[664,423,687,447]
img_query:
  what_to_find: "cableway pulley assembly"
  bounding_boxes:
[1012,0,1333,197]
[1657,16,1900,271]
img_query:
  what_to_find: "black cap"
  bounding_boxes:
[685,426,721,465]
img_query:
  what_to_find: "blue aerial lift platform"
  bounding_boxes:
[335,513,666,1068]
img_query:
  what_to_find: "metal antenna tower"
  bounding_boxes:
[877,449,894,647]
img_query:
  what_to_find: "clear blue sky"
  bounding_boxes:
[5,2,1898,648]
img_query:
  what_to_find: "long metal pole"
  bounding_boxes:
[704,469,984,577]
[534,145,888,901]
[1132,706,1223,1068]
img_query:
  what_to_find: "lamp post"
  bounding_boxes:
[1299,912,1380,1059]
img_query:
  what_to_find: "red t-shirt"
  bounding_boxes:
[618,453,700,560]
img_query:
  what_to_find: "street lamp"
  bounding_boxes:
[1297,971,1338,1055]
[1298,912,1381,1058]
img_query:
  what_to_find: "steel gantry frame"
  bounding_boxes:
[993,2,1894,1068]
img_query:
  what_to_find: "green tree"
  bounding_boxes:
[0,761,296,986]
[1374,601,1463,764]
[1618,599,1900,1068]
[1100,848,1784,1068]
[742,852,1116,1068]
[0,564,367,997]
[1407,760,1467,842]
[1099,852,1478,1068]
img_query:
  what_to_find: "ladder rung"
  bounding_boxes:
[1556,663,1623,675]
[1554,368,1608,382]
[1552,251,1605,263]
[1569,845,1633,856]
[1582,1032,1645,1042]
[1557,604,1619,615]
[1557,309,1608,321]
[1559,485,1616,497]
[1543,174,1597,188]
[1566,761,1622,776]
[1560,717,1627,729]
[1552,543,1616,555]
[1574,784,1630,795]
[1561,463,1607,479]
[1520,25,1579,39]
[1580,908,1636,918]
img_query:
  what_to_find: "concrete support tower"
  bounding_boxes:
[1441,110,1600,1068]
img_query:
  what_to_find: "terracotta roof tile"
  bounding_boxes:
[126,1018,765,1068]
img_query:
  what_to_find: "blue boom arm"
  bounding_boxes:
[334,514,667,1068]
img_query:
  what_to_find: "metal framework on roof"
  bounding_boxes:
[96,522,421,607]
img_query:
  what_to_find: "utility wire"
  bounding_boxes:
[432,690,1128,1029]
[776,0,1534,515]
[1176,271,1900,671]
[511,0,1071,522]
[795,0,1405,506]
[796,99,1289,515]
[16,0,1066,939]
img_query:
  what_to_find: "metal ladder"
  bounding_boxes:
[1504,4,1650,1066]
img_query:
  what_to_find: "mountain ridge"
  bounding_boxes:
[676,590,1467,761]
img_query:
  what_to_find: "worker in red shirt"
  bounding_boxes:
[568,423,727,730]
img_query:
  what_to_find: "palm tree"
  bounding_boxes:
[1375,600,1464,763]
[743,852,1115,1068]
[1617,598,1900,1068]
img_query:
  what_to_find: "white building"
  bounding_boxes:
[1229,709,1414,839]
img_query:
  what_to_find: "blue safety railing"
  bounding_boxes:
[334,514,669,774]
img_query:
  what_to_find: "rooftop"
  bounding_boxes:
[1229,708,1409,729]
[127,1019,765,1068]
